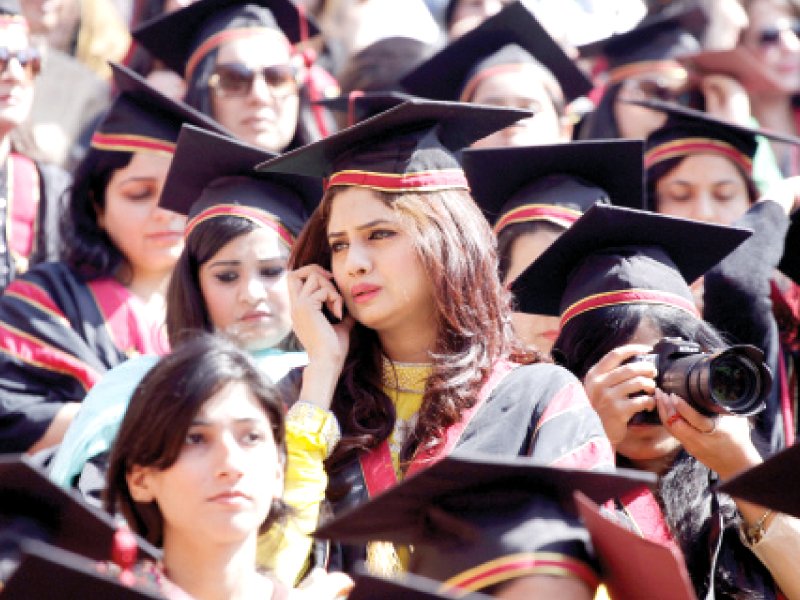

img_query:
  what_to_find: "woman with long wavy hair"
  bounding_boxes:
[258,99,614,597]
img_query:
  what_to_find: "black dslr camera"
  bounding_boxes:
[629,337,771,417]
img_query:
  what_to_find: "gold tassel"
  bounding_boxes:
[365,542,403,578]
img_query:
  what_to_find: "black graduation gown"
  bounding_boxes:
[0,263,167,452]
[326,361,615,574]
[703,200,789,451]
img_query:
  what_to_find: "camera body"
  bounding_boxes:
[630,337,771,417]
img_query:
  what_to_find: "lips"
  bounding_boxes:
[241,310,273,322]
[351,283,381,303]
[208,490,252,505]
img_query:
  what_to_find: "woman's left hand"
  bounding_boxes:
[655,389,762,479]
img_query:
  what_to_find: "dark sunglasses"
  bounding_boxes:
[624,78,692,103]
[757,22,800,46]
[0,47,41,77]
[208,62,298,99]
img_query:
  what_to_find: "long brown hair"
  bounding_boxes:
[290,186,533,473]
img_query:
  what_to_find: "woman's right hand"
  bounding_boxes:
[288,265,354,409]
[583,344,659,448]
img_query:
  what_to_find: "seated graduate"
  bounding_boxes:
[314,453,656,599]
[0,63,226,455]
[256,98,614,574]
[104,334,352,600]
[401,1,591,149]
[514,202,800,599]
[462,139,644,355]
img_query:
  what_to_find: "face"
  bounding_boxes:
[20,0,71,33]
[655,153,751,225]
[199,227,292,352]
[503,228,563,355]
[614,78,680,139]
[449,0,513,38]
[327,187,437,337]
[209,34,300,153]
[614,320,682,468]
[98,152,185,281]
[127,382,283,547]
[741,0,800,92]
[469,69,570,149]
[0,24,37,135]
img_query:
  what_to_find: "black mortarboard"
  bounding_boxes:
[256,99,531,193]
[717,444,800,518]
[638,99,800,180]
[132,0,320,78]
[402,1,591,103]
[337,37,435,96]
[779,214,800,284]
[92,63,228,156]
[1,540,162,599]
[463,140,645,235]
[578,5,707,71]
[575,493,697,600]
[347,569,490,600]
[0,455,157,563]
[160,124,321,245]
[315,453,655,594]
[315,91,416,127]
[510,203,751,321]
[0,0,21,16]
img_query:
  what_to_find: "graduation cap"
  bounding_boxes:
[574,492,697,600]
[314,91,417,127]
[91,63,228,156]
[256,99,532,193]
[132,0,320,79]
[1,540,163,599]
[636,98,800,181]
[0,0,21,16]
[160,124,321,246]
[578,5,707,83]
[336,37,435,96]
[779,214,800,284]
[463,140,645,235]
[716,444,800,518]
[402,1,592,103]
[510,203,751,321]
[347,568,491,600]
[0,455,157,563]
[315,452,655,595]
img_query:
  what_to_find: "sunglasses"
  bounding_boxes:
[621,77,693,104]
[0,47,41,78]
[208,62,298,99]
[757,22,800,46]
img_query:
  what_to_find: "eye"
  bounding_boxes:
[329,240,347,253]
[185,431,205,446]
[369,229,396,241]
[121,183,156,201]
[259,266,286,279]
[242,428,267,446]
[214,271,238,283]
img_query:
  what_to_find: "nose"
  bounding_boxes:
[240,272,267,303]
[248,71,278,104]
[214,433,246,480]
[1,56,26,81]
[344,241,371,277]
[690,194,719,224]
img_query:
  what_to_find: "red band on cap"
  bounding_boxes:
[185,27,291,80]
[441,552,600,594]
[90,133,175,155]
[605,60,687,86]
[326,169,469,193]
[645,138,753,175]
[494,204,581,234]
[460,63,531,102]
[560,289,699,329]
[184,204,294,247]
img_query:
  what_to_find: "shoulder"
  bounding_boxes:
[491,361,584,404]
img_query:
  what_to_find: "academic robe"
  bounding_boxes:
[0,262,168,452]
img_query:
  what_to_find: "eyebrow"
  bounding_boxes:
[328,219,395,239]
[116,176,156,186]
[190,417,267,426]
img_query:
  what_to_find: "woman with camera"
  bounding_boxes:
[515,202,800,599]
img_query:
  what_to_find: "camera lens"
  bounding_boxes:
[709,354,760,412]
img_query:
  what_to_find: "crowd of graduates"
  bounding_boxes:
[1,0,800,598]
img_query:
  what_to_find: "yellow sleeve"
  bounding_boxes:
[257,402,340,586]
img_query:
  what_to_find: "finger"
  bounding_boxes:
[587,344,656,378]
[600,364,659,392]
[671,393,717,433]
[291,264,335,283]
[656,389,683,429]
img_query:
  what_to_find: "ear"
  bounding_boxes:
[273,455,285,500]
[126,465,157,503]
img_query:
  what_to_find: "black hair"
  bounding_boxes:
[105,333,289,547]
[61,148,134,281]
[496,219,567,283]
